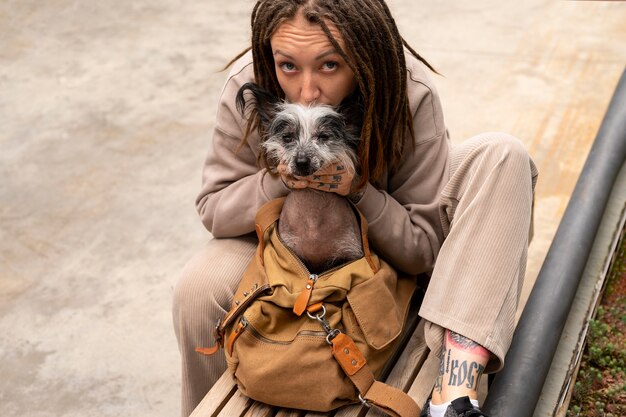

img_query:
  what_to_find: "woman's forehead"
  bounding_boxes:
[270,12,345,54]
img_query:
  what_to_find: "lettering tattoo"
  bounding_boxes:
[433,330,489,392]
[447,359,486,389]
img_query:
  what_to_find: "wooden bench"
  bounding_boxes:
[189,289,462,417]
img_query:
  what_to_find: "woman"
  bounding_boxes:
[173,1,538,416]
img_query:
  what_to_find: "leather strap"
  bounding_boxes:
[293,276,316,316]
[195,345,220,356]
[363,381,421,417]
[226,321,246,356]
[330,333,420,417]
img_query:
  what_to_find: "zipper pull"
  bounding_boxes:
[226,316,248,357]
[293,274,318,316]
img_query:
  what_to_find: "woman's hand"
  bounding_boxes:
[278,162,356,196]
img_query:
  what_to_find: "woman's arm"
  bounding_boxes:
[196,53,289,238]
[353,61,449,275]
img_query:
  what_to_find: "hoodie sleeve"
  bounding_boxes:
[195,52,289,238]
[351,58,449,275]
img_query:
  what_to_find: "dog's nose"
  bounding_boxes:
[295,153,312,176]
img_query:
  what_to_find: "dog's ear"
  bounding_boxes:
[235,82,280,129]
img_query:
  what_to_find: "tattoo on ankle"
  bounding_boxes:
[449,331,479,349]
[447,359,486,389]
[447,331,490,358]
[434,346,446,393]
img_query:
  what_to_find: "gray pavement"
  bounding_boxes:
[0,2,245,416]
[1,1,625,417]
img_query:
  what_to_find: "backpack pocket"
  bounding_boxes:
[346,260,415,350]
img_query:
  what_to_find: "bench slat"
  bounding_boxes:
[382,320,429,392]
[217,389,254,417]
[243,402,275,417]
[407,350,439,409]
[275,409,307,417]
[190,371,238,417]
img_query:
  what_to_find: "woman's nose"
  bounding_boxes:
[299,72,320,104]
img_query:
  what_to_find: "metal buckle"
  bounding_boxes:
[358,394,371,408]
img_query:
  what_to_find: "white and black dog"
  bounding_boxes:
[236,83,364,273]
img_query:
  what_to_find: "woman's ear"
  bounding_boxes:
[235,82,280,130]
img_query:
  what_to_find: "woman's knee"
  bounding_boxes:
[451,132,533,178]
[472,132,529,163]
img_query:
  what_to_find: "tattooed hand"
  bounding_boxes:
[278,162,355,196]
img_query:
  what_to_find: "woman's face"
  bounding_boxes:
[270,11,357,106]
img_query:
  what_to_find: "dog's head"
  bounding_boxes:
[236,82,360,177]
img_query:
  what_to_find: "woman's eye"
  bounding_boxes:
[322,61,338,71]
[278,62,296,72]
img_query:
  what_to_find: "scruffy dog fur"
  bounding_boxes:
[236,83,364,273]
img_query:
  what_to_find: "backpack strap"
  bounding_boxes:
[353,203,378,273]
[255,197,285,236]
[253,198,285,265]
[330,332,420,417]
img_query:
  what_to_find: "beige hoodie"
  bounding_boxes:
[196,50,449,275]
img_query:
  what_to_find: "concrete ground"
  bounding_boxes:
[1,1,624,416]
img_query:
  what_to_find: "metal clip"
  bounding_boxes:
[213,318,224,346]
[358,394,372,408]
[325,329,341,345]
[306,304,342,344]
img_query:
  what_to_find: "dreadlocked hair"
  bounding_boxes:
[235,0,438,187]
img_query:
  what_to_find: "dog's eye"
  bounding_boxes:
[282,133,294,143]
[317,133,330,142]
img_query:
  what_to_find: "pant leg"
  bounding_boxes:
[172,235,257,417]
[419,132,538,373]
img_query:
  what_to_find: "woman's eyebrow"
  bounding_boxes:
[273,49,294,60]
[315,49,338,60]
[272,49,339,61]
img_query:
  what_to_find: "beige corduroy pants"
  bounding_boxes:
[172,133,538,417]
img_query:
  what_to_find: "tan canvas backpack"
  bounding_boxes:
[197,198,421,416]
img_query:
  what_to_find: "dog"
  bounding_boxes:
[236,83,364,273]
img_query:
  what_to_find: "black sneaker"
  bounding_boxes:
[421,396,489,417]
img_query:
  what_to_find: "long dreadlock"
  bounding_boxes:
[232,0,437,187]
